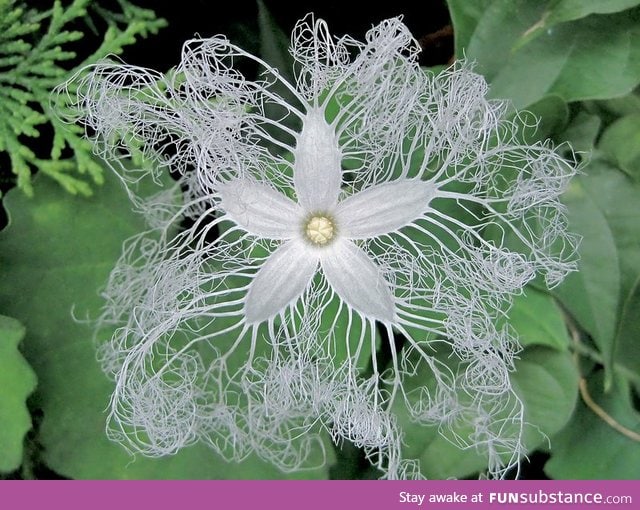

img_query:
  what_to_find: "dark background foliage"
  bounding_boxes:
[122,0,453,70]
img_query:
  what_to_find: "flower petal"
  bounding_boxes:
[335,179,436,238]
[293,108,342,211]
[219,179,302,238]
[244,241,318,324]
[321,239,396,322]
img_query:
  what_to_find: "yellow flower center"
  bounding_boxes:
[305,215,335,245]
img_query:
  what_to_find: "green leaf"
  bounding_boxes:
[257,0,293,81]
[256,1,299,136]
[499,287,571,351]
[546,0,640,21]
[596,91,640,118]
[545,371,640,479]
[557,110,601,153]
[399,346,577,479]
[0,315,37,473]
[454,0,640,108]
[614,276,640,377]
[554,170,620,374]
[0,169,328,479]
[446,0,494,58]
[554,161,640,383]
[599,114,640,181]
[516,0,640,48]
[511,346,578,447]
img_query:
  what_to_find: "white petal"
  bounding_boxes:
[219,179,302,238]
[335,179,436,239]
[244,241,318,324]
[293,108,342,211]
[320,239,396,322]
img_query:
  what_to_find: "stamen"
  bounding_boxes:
[305,215,335,245]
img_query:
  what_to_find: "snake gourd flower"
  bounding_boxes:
[56,15,578,479]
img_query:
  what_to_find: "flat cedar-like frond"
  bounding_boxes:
[0,0,166,196]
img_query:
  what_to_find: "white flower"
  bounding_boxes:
[219,140,435,325]
[58,15,578,479]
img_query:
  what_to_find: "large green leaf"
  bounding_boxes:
[555,161,640,383]
[446,0,494,58]
[599,114,640,181]
[554,169,620,375]
[257,0,293,81]
[449,0,640,108]
[557,111,601,153]
[0,315,37,473]
[0,170,328,479]
[511,346,578,448]
[614,276,640,378]
[595,90,640,118]
[498,287,571,351]
[448,0,640,57]
[545,372,640,479]
[516,0,640,48]
[257,0,299,136]
[545,0,640,21]
[398,289,577,478]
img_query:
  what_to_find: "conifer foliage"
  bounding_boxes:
[0,0,165,195]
